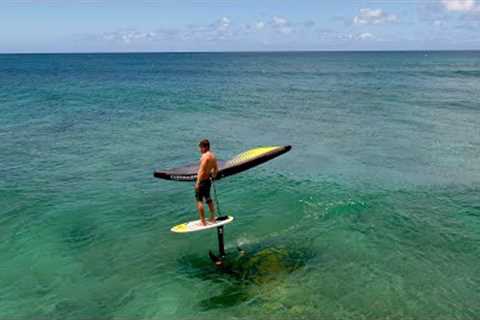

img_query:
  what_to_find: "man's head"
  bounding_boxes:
[199,139,210,154]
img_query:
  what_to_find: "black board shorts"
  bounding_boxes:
[195,179,212,203]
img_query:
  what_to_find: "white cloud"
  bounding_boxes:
[271,16,293,34]
[90,16,337,49]
[95,15,325,48]
[255,21,265,30]
[97,18,234,45]
[217,17,231,32]
[353,8,398,25]
[441,0,476,12]
[357,32,375,40]
[333,32,353,41]
[101,29,156,44]
[272,16,288,27]
[184,17,234,41]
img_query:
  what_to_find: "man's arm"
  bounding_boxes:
[211,158,219,179]
[196,156,208,189]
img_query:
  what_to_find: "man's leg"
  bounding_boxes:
[207,199,216,222]
[204,180,216,223]
[196,201,207,226]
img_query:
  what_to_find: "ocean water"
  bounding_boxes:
[0,51,479,319]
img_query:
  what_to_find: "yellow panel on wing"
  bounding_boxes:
[229,146,281,165]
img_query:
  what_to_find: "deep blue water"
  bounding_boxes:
[1,51,479,319]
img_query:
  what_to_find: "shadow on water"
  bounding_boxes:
[62,221,99,249]
[177,240,315,311]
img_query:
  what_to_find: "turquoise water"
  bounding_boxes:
[1,52,479,319]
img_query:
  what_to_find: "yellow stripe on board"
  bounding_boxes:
[172,223,189,233]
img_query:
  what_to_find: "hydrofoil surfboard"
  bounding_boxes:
[171,216,234,233]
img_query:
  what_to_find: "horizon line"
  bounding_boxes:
[1,49,480,55]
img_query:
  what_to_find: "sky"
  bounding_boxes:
[0,0,479,52]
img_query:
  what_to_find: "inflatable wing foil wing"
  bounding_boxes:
[154,145,291,182]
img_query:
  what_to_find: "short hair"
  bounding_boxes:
[199,139,210,150]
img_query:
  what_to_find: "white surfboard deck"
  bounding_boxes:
[171,216,234,233]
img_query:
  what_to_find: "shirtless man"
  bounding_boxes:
[195,139,219,226]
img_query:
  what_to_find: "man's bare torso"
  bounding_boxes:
[198,151,218,181]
